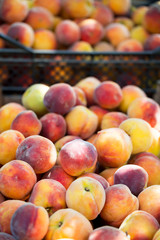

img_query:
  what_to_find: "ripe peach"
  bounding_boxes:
[99,167,119,186]
[69,41,93,52]
[89,105,108,130]
[86,133,98,147]
[55,20,80,46]
[0,160,37,199]
[95,128,133,168]
[144,34,160,51]
[65,105,98,139]
[119,210,159,240]
[43,165,75,189]
[104,23,130,47]
[100,111,128,129]
[58,139,97,176]
[93,81,123,109]
[45,208,93,240]
[100,184,139,227]
[34,0,62,15]
[10,203,49,240]
[143,4,160,34]
[132,6,149,25]
[108,0,131,15]
[44,83,76,115]
[40,113,66,143]
[117,39,143,52]
[7,22,35,48]
[114,17,134,31]
[94,41,114,51]
[0,233,16,240]
[131,26,150,45]
[0,200,26,234]
[0,0,29,24]
[66,177,106,220]
[11,110,42,137]
[33,29,57,50]
[72,86,87,106]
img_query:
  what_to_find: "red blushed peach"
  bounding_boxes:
[65,105,98,139]
[93,81,123,110]
[108,0,131,15]
[44,83,76,115]
[0,160,37,200]
[58,139,97,177]
[0,200,26,234]
[0,233,16,240]
[40,113,67,143]
[89,105,108,130]
[100,111,128,129]
[117,39,144,52]
[119,210,160,240]
[0,102,26,133]
[7,22,35,48]
[0,0,29,24]
[127,97,160,128]
[99,167,119,186]
[55,20,80,46]
[94,41,114,51]
[11,110,42,138]
[33,29,57,50]
[95,128,133,168]
[34,0,62,15]
[104,23,130,47]
[79,19,104,45]
[72,86,87,106]
[76,76,101,106]
[43,165,75,189]
[45,208,93,240]
[0,130,25,165]
[100,184,139,227]
[29,179,66,216]
[10,203,49,240]
[16,135,57,174]
[0,192,5,203]
[25,6,54,30]
[143,3,160,34]
[66,177,106,220]
[144,34,160,51]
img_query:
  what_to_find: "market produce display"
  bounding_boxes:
[0,77,160,239]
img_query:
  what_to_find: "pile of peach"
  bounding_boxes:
[0,0,160,52]
[0,77,160,239]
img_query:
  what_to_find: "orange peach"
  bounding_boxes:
[99,167,119,186]
[10,203,49,240]
[143,3,160,34]
[119,210,160,240]
[33,29,57,50]
[16,135,57,174]
[89,105,108,130]
[0,130,25,165]
[100,111,128,129]
[86,133,98,146]
[94,41,114,51]
[69,40,93,52]
[11,110,42,137]
[0,200,26,234]
[45,208,93,240]
[132,6,149,25]
[114,17,134,31]
[34,0,62,15]
[117,39,144,52]
[131,26,150,45]
[72,86,87,106]
[108,0,131,15]
[100,184,139,227]
[0,160,37,199]
[66,177,106,220]
[58,139,97,177]
[144,34,160,51]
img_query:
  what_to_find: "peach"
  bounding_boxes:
[44,83,76,115]
[132,6,149,25]
[89,105,108,130]
[10,203,49,240]
[119,85,147,113]
[65,105,98,139]
[45,208,93,240]
[11,110,42,138]
[40,113,66,143]
[100,111,128,129]
[0,160,37,199]
[143,3,160,34]
[147,127,160,157]
[138,185,160,224]
[99,168,119,186]
[114,17,134,31]
[58,139,97,177]
[94,41,114,51]
[108,0,131,15]
[79,19,104,45]
[0,200,26,234]
[104,23,130,47]
[75,76,101,106]
[114,164,148,196]
[43,165,75,189]
[0,233,16,240]
[127,97,160,128]
[0,0,29,24]
[7,22,35,48]
[72,86,87,106]
[100,184,139,227]
[33,29,57,50]
[29,179,66,216]
[119,118,153,154]
[34,0,62,15]
[93,81,123,109]
[0,130,25,165]
[25,6,54,30]
[16,135,57,174]
[117,39,144,52]
[69,40,93,52]
[66,177,106,220]
[153,229,160,240]
[131,26,150,45]
[91,1,114,26]
[119,210,160,240]
[55,20,80,46]
[86,133,98,146]
[88,226,130,240]
[144,34,160,51]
